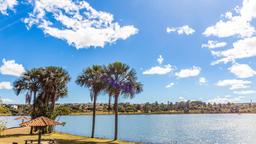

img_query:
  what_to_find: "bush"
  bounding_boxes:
[0,106,10,114]
[0,120,6,135]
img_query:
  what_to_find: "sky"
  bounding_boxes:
[0,0,256,104]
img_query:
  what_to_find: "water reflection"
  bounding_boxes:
[2,114,256,144]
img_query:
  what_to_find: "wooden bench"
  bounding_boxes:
[24,139,55,144]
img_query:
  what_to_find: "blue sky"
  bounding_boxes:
[0,0,256,104]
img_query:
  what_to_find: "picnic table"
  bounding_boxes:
[24,139,55,144]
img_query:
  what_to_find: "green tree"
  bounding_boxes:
[13,67,70,134]
[35,66,70,133]
[13,69,42,115]
[103,62,143,140]
[76,65,105,138]
[52,105,71,120]
[13,68,42,134]
[37,66,70,115]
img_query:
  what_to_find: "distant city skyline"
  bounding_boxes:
[0,0,256,104]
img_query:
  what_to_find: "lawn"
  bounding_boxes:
[0,127,136,144]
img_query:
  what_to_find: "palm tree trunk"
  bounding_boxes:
[114,93,119,140]
[30,91,37,135]
[108,95,111,113]
[91,92,97,138]
[48,98,56,133]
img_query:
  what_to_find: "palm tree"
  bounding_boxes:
[13,68,42,134]
[14,67,70,133]
[76,65,105,138]
[38,66,70,113]
[103,62,143,140]
[13,69,42,112]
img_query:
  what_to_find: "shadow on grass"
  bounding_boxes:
[0,134,37,138]
[56,139,117,144]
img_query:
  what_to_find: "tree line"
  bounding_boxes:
[12,62,142,140]
[2,101,256,115]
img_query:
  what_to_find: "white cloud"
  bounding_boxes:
[234,90,256,95]
[178,96,187,102]
[216,79,251,90]
[0,59,25,77]
[0,81,12,90]
[175,66,201,78]
[143,64,175,75]
[201,40,227,49]
[0,0,17,15]
[207,95,244,104]
[157,55,164,65]
[199,77,207,85]
[224,11,233,19]
[203,0,256,38]
[24,0,138,49]
[165,82,174,88]
[211,37,256,65]
[166,25,195,35]
[228,63,256,78]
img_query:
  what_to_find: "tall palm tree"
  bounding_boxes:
[13,69,42,112]
[38,66,70,113]
[103,62,143,140]
[36,66,70,133]
[76,65,105,138]
[13,68,42,134]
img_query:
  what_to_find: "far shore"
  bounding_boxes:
[1,111,256,117]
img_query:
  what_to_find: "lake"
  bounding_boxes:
[1,114,256,144]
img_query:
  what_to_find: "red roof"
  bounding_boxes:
[20,116,62,127]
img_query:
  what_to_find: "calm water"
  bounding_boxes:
[1,114,256,144]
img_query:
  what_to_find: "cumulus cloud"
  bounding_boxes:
[203,0,256,38]
[143,64,175,75]
[178,96,187,102]
[207,95,244,104]
[201,40,227,49]
[0,59,25,77]
[216,79,251,90]
[175,66,201,78]
[143,55,175,75]
[0,0,17,15]
[211,37,256,65]
[0,81,12,90]
[199,77,207,85]
[157,55,164,65]
[165,82,174,88]
[166,25,195,35]
[228,63,256,78]
[233,90,256,95]
[23,0,138,49]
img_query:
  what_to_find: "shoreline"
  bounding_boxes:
[0,127,137,144]
[1,112,256,116]
[70,112,256,116]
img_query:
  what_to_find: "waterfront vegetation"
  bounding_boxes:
[0,62,143,142]
[1,101,256,116]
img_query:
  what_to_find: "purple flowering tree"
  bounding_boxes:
[102,62,143,140]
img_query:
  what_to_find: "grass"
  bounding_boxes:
[0,127,137,144]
